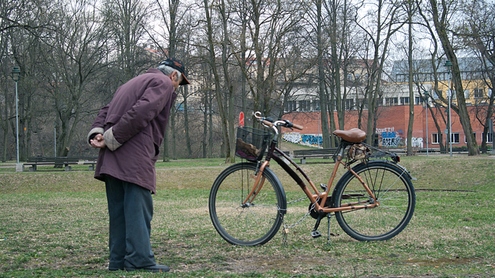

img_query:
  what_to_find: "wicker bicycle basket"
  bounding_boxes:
[235,126,271,162]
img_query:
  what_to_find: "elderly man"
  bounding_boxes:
[87,58,190,272]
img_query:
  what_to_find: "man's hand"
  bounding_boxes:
[90,134,106,148]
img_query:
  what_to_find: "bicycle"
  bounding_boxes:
[209,111,416,246]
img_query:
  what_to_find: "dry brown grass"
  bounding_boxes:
[0,155,494,277]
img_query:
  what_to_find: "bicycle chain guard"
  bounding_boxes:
[309,196,333,219]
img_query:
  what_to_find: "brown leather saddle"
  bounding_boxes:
[333,128,366,143]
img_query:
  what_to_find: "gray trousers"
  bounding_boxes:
[105,176,156,270]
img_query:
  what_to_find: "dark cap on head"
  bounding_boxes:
[158,58,190,85]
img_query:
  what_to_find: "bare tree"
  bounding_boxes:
[459,0,495,153]
[34,0,110,157]
[322,0,361,146]
[356,0,406,144]
[102,0,154,81]
[0,0,18,161]
[245,1,306,115]
[313,0,331,148]
[428,0,479,155]
[404,0,416,155]
[4,0,493,162]
[153,0,193,160]
[1,0,53,160]
[415,0,448,152]
[201,0,234,162]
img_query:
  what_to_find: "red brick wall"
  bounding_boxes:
[283,105,488,147]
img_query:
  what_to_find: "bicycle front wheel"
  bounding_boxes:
[333,161,415,241]
[209,162,286,246]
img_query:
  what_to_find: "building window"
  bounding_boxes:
[306,100,311,111]
[432,133,440,144]
[334,100,340,110]
[314,101,320,111]
[451,133,460,144]
[377,97,384,106]
[299,100,310,111]
[482,132,493,143]
[396,74,406,82]
[285,100,297,112]
[474,88,484,98]
[385,97,398,106]
[401,97,410,105]
[345,99,355,110]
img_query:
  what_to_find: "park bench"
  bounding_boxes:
[378,148,441,155]
[385,148,407,154]
[293,148,338,164]
[24,156,98,171]
[79,156,98,170]
[417,147,441,153]
[24,156,79,171]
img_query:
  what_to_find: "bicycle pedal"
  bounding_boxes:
[311,230,322,238]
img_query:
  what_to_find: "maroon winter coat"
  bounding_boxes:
[88,68,177,193]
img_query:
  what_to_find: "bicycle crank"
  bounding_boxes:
[308,197,332,219]
[311,214,323,238]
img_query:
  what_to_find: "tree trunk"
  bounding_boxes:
[429,0,479,155]
[203,0,231,163]
[406,0,414,155]
[316,0,330,148]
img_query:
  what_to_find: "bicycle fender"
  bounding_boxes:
[332,160,413,198]
[393,162,415,180]
[261,164,288,214]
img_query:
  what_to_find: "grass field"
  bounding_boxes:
[0,154,495,277]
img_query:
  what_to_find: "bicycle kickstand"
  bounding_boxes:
[326,213,333,245]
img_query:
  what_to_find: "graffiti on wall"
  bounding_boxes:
[302,134,323,146]
[376,127,423,148]
[377,127,403,147]
[283,132,302,144]
[406,137,424,148]
[283,132,323,147]
[284,129,424,149]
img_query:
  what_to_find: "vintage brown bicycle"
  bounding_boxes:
[209,111,415,246]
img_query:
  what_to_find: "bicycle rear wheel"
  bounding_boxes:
[209,162,286,246]
[333,161,415,241]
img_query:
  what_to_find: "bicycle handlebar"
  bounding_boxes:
[253,111,304,131]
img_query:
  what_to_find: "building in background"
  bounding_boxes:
[282,57,493,150]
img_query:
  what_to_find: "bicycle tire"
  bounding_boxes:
[332,160,415,241]
[209,162,286,246]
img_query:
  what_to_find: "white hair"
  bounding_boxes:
[158,65,182,80]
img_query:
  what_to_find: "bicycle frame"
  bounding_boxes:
[242,136,379,215]
[210,111,415,245]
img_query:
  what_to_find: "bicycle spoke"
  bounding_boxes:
[209,163,285,246]
[334,161,415,241]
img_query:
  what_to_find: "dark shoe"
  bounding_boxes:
[108,267,124,271]
[125,264,170,273]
